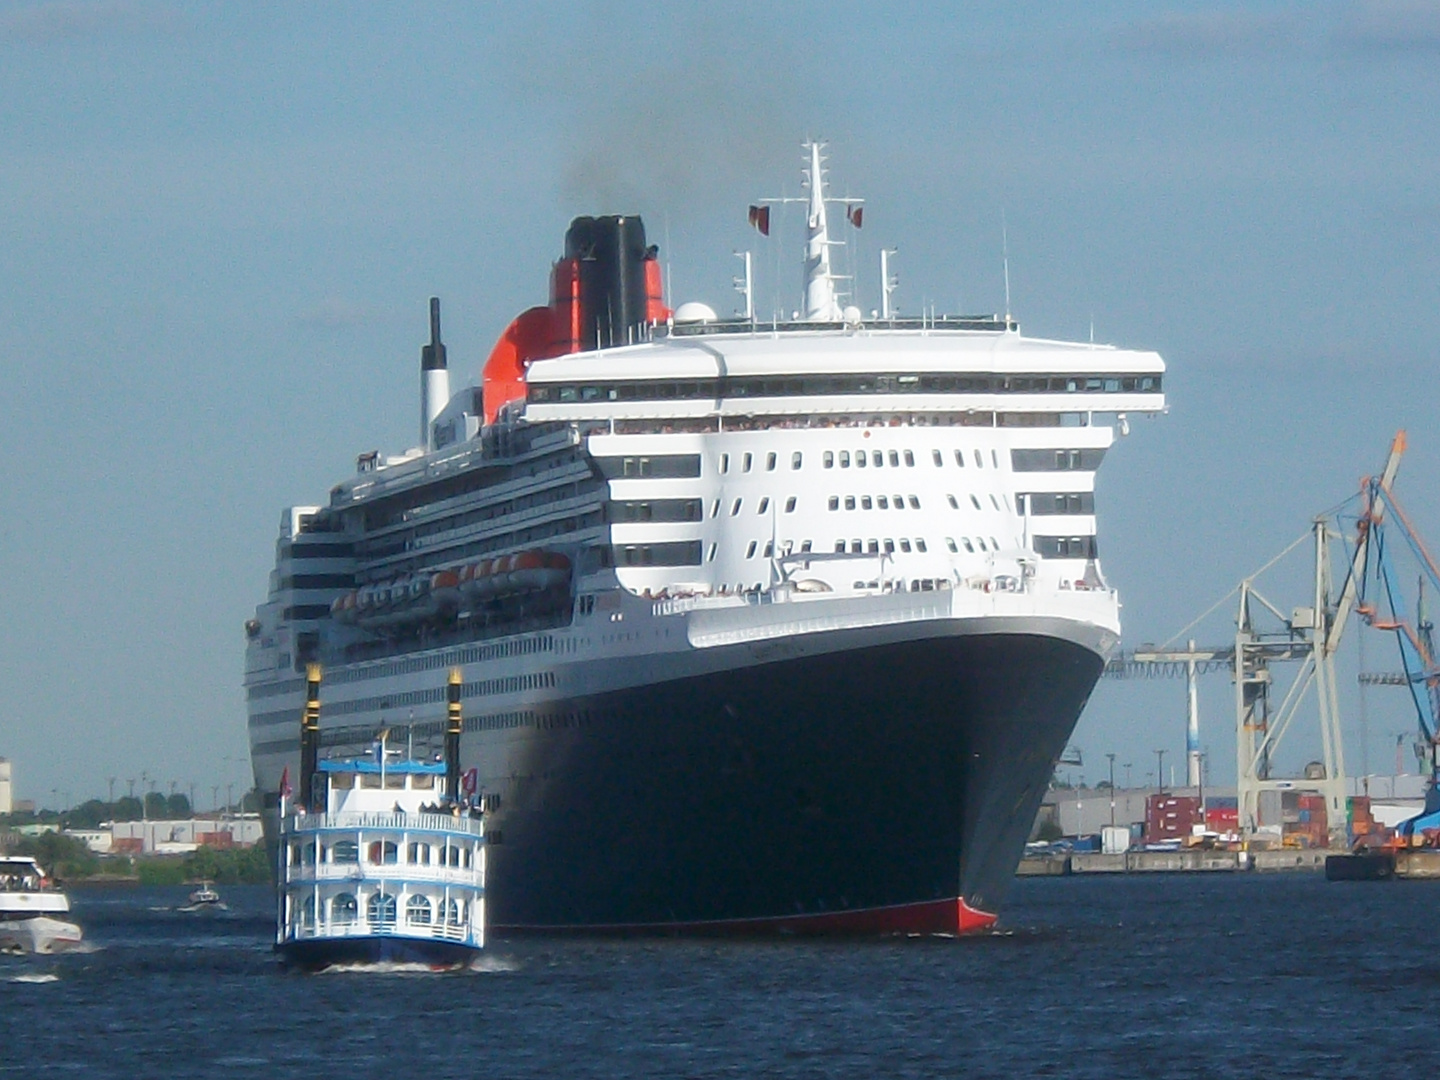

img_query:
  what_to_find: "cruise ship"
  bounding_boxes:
[245,145,1165,934]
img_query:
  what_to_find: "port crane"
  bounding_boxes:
[1349,432,1440,839]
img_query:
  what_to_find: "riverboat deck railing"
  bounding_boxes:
[282,811,485,838]
[283,918,476,945]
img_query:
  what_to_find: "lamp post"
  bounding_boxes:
[1155,749,1166,795]
[1107,753,1117,826]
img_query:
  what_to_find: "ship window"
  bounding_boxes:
[758,497,770,514]
[463,847,473,869]
[946,537,958,552]
[824,451,834,468]
[884,539,895,554]
[992,450,999,467]
[731,498,743,516]
[962,538,975,553]
[368,840,399,864]
[893,494,904,510]
[360,773,381,789]
[792,452,803,469]
[948,494,959,509]
[447,844,462,867]
[367,892,397,926]
[384,773,404,790]
[766,452,777,471]
[828,496,839,511]
[991,536,1001,549]
[743,453,753,472]
[746,541,757,558]
[888,450,899,467]
[412,774,435,790]
[444,899,466,925]
[844,496,856,510]
[406,895,433,925]
[933,450,943,466]
[990,495,1001,510]
[916,538,928,552]
[877,496,889,509]
[707,543,717,562]
[408,842,430,865]
[835,540,846,552]
[867,539,879,554]
[873,451,883,467]
[856,451,867,468]
[862,496,873,510]
[785,497,797,513]
[974,450,983,468]
[971,495,982,510]
[955,450,966,467]
[840,451,850,468]
[900,539,912,553]
[763,540,774,557]
[801,540,812,552]
[851,540,862,553]
[711,499,720,518]
[908,496,920,509]
[720,453,729,474]
[978,537,988,552]
[904,450,915,467]
[331,841,358,864]
[331,893,358,926]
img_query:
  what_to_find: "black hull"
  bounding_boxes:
[482,631,1101,933]
[279,936,480,970]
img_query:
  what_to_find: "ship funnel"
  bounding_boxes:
[445,667,463,803]
[421,296,450,451]
[299,662,322,811]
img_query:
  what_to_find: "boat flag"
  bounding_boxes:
[279,766,291,798]
[461,767,478,796]
[847,204,863,228]
[748,205,770,236]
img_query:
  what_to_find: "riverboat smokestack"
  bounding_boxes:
[299,662,322,811]
[421,296,450,451]
[445,667,463,803]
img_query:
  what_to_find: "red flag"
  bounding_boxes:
[748,205,770,236]
[279,766,291,798]
[847,204,863,229]
[461,767,478,796]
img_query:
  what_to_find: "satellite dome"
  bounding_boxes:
[673,301,718,324]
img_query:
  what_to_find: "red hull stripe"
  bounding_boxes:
[496,897,997,937]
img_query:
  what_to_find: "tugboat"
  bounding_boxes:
[177,882,228,913]
[0,855,83,954]
[276,664,485,969]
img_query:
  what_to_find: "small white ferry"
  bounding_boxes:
[276,665,485,969]
[0,855,83,954]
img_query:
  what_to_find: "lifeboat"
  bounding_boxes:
[504,550,545,590]
[330,591,360,625]
[429,569,461,616]
[473,557,507,597]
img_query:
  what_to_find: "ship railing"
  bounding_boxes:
[286,862,485,886]
[283,811,485,838]
[284,919,479,946]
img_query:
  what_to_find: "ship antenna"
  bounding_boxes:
[802,141,841,320]
[1001,209,1012,326]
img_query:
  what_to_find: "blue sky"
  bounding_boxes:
[2,0,1439,805]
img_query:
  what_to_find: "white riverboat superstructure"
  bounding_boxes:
[0,856,83,954]
[247,145,1166,935]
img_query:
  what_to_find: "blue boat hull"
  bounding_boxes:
[278,936,479,970]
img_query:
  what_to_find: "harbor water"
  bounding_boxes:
[3,876,1437,1078]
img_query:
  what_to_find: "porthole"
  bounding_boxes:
[707,543,717,562]
[840,451,850,468]
[824,451,834,469]
[720,453,730,474]
[900,539,912,553]
[908,496,920,509]
[962,538,975,553]
[872,451,883,467]
[731,498,743,516]
[955,449,966,467]
[884,539,895,554]
[916,538,928,552]
[828,496,839,511]
[857,452,867,468]
[861,496,873,510]
[889,450,899,467]
[763,540,774,557]
[845,496,856,510]
[878,496,889,509]
[974,450,983,468]
[867,539,880,554]
[946,537,958,552]
[893,494,904,510]
[991,536,1000,549]
[971,495,982,510]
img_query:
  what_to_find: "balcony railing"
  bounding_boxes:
[283,811,485,838]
